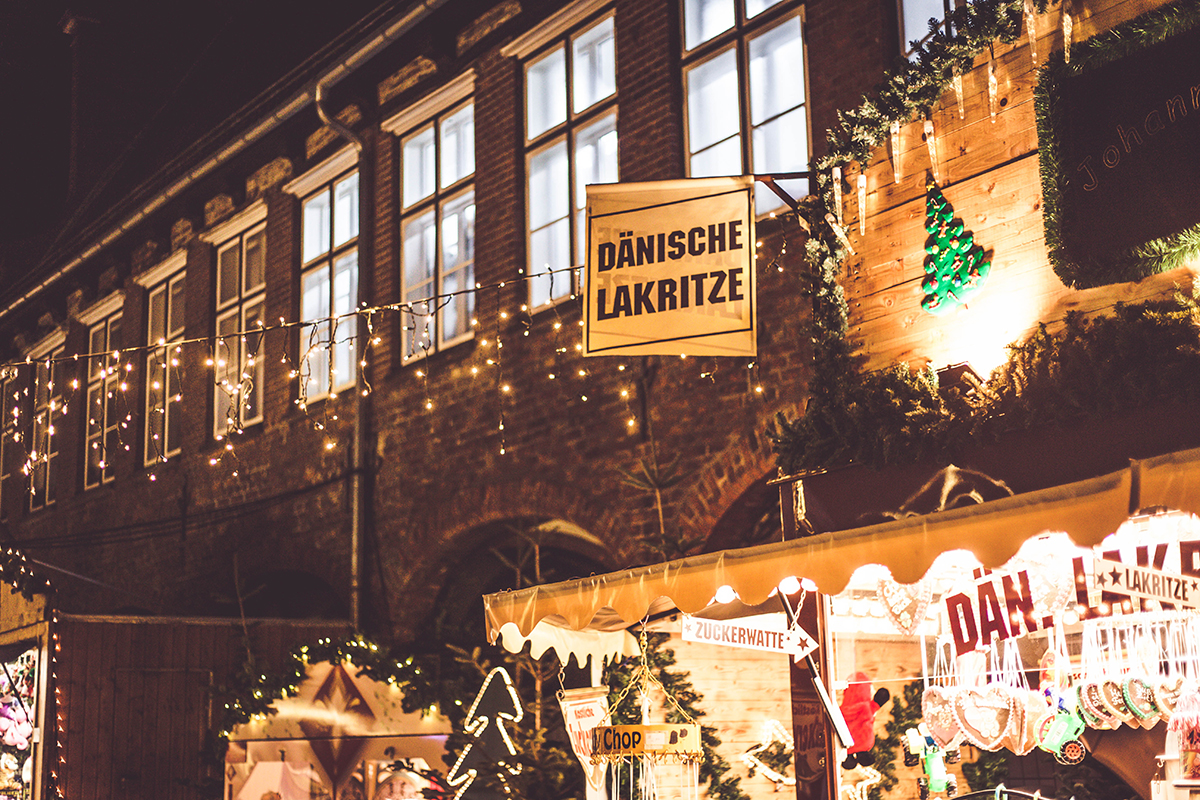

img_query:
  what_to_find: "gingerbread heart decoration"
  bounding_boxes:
[1079,682,1121,729]
[1123,677,1161,728]
[1099,680,1137,726]
[953,685,1018,750]
[1006,690,1051,756]
[922,686,963,749]
[1156,676,1185,720]
[877,575,932,636]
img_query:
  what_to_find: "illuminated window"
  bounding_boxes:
[85,311,123,488]
[682,0,809,213]
[145,270,185,465]
[398,101,475,361]
[214,223,266,437]
[898,0,952,57]
[0,371,16,518]
[300,169,359,401]
[28,340,63,511]
[522,11,618,308]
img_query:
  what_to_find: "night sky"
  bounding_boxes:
[0,0,388,276]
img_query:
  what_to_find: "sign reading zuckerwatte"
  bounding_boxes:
[585,178,756,357]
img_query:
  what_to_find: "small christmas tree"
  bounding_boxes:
[921,181,991,315]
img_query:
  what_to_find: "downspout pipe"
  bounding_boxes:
[0,0,450,325]
[314,71,365,634]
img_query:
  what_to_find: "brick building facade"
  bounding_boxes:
[0,0,893,640]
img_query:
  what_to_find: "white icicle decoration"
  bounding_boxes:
[988,51,999,122]
[1025,0,1038,65]
[924,118,940,185]
[953,71,965,119]
[858,173,867,236]
[890,121,902,183]
[832,166,844,226]
[1063,8,1073,63]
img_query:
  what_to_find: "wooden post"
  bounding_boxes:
[788,592,837,800]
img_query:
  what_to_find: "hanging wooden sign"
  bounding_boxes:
[584,178,756,357]
[1038,6,1200,287]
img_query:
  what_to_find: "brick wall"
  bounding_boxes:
[0,0,886,640]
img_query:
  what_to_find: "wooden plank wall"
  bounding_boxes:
[841,0,1197,376]
[54,616,348,800]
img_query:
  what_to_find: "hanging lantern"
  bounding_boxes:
[592,633,703,800]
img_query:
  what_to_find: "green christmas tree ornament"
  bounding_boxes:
[921,181,991,315]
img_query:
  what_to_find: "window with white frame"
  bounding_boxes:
[898,0,952,57]
[521,11,618,308]
[682,0,809,214]
[28,343,63,510]
[214,223,266,437]
[299,170,359,401]
[0,371,16,518]
[85,310,123,488]
[398,100,476,361]
[145,270,185,464]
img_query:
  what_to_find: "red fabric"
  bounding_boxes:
[840,672,880,755]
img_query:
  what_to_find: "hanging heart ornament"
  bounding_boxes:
[877,574,933,636]
[922,686,963,748]
[953,684,1018,750]
[1006,535,1076,620]
[1156,676,1185,721]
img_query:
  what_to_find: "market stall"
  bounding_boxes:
[484,446,1200,800]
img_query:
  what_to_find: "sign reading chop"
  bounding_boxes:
[591,724,701,759]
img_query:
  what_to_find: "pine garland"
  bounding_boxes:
[770,292,1200,474]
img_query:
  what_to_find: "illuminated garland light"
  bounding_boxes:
[445,666,525,799]
[740,719,796,787]
[0,262,773,486]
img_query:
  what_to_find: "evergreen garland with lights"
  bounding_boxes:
[770,292,1200,474]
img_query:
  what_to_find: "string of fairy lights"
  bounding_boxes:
[0,235,798,493]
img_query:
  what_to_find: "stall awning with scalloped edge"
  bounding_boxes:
[483,446,1200,644]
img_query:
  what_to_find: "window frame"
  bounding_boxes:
[0,370,16,519]
[212,221,267,439]
[680,0,812,214]
[26,337,64,512]
[84,310,124,489]
[298,167,360,403]
[897,0,954,58]
[144,268,186,466]
[520,8,619,310]
[396,98,477,363]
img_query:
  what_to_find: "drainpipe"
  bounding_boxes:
[314,76,367,633]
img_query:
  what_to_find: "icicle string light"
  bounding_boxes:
[923,118,940,185]
[890,121,902,184]
[831,166,844,225]
[1062,6,1073,63]
[857,173,867,237]
[1024,0,1038,64]
[988,47,1000,122]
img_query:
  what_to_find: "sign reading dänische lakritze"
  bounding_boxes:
[584,178,756,357]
